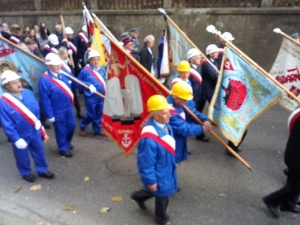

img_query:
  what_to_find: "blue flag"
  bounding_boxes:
[208,47,281,146]
[0,37,47,95]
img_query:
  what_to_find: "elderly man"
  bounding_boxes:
[167,81,212,163]
[39,53,76,158]
[131,94,177,225]
[0,70,54,182]
[77,50,106,137]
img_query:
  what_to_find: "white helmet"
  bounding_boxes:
[81,25,87,33]
[187,48,201,60]
[65,26,74,35]
[1,70,21,86]
[88,49,100,59]
[222,32,235,41]
[48,34,59,45]
[45,53,63,65]
[206,44,220,55]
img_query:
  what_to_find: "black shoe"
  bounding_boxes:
[187,150,192,155]
[42,123,51,129]
[263,197,280,218]
[77,112,84,119]
[22,174,36,182]
[39,171,55,179]
[280,204,300,213]
[196,135,210,142]
[131,195,147,210]
[59,151,73,157]
[283,168,289,176]
[69,145,74,150]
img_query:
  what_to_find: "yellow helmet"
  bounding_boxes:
[147,95,171,112]
[170,81,193,100]
[177,60,191,72]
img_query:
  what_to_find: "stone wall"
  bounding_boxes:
[1,8,299,70]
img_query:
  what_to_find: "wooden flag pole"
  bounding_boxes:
[60,14,75,69]
[274,28,300,47]
[157,8,220,74]
[206,25,300,105]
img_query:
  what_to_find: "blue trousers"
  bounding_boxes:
[80,96,104,134]
[53,107,76,153]
[13,131,48,176]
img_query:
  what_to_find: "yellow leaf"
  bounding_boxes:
[30,184,42,191]
[111,196,123,202]
[100,207,111,213]
[13,186,22,193]
[64,204,75,211]
[84,176,90,182]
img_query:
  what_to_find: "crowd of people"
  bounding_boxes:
[0,19,300,225]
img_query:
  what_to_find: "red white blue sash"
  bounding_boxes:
[140,125,175,155]
[85,64,106,91]
[1,92,48,140]
[78,32,88,45]
[169,106,186,120]
[43,44,58,54]
[63,39,77,55]
[43,72,74,102]
[190,67,202,84]
[288,108,300,132]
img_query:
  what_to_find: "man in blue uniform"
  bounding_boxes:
[77,50,106,137]
[167,81,212,163]
[131,94,177,225]
[0,70,54,182]
[39,53,76,158]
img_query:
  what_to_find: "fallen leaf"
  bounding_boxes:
[100,207,111,213]
[219,194,226,197]
[13,186,22,193]
[30,184,42,191]
[64,204,75,211]
[84,176,90,182]
[111,196,123,202]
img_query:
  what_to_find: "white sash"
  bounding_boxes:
[169,106,186,120]
[85,64,106,91]
[190,67,202,84]
[79,32,88,45]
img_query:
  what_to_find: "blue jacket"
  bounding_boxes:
[201,58,219,101]
[77,64,106,98]
[0,89,40,143]
[167,95,207,163]
[38,69,74,120]
[138,118,178,197]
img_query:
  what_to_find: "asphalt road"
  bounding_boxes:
[0,103,300,225]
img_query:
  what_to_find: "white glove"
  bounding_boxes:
[89,84,97,93]
[68,49,73,55]
[35,120,41,130]
[47,117,55,123]
[15,138,28,149]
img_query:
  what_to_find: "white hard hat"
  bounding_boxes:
[48,34,59,45]
[45,53,63,65]
[81,25,87,33]
[88,49,100,59]
[206,44,221,55]
[1,70,21,86]
[187,48,201,60]
[65,26,74,35]
[222,32,235,41]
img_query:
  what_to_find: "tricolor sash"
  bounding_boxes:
[63,39,78,55]
[190,67,202,84]
[288,108,300,132]
[1,92,48,140]
[140,125,175,155]
[43,44,58,54]
[79,32,88,45]
[85,64,106,91]
[169,106,186,120]
[43,72,74,102]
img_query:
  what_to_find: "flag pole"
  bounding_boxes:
[60,14,75,69]
[157,8,219,73]
[273,28,300,47]
[183,105,252,170]
[206,25,300,105]
[91,11,252,170]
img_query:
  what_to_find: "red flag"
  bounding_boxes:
[102,40,169,155]
[83,5,94,39]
